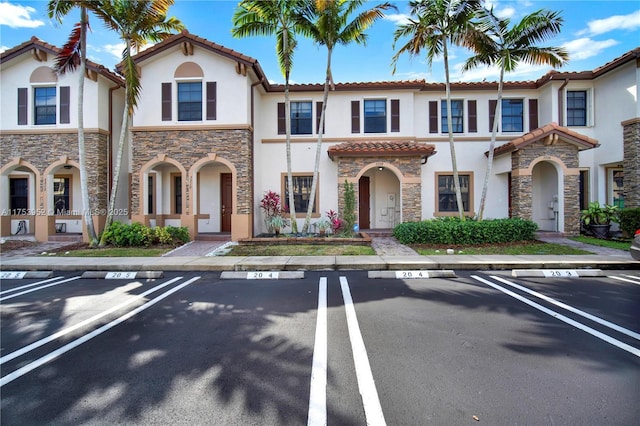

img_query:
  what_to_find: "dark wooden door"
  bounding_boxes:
[221,173,232,232]
[358,176,370,229]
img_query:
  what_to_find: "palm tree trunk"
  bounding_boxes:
[284,32,298,234]
[77,6,98,244]
[285,80,298,233]
[443,41,465,220]
[302,46,332,234]
[99,39,131,247]
[477,66,504,221]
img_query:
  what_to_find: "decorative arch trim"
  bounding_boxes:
[512,155,579,177]
[174,61,204,78]
[30,66,57,83]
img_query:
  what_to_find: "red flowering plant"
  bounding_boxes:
[260,190,289,235]
[327,209,344,233]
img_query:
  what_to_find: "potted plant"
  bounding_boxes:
[268,215,288,236]
[580,201,619,239]
[316,218,332,236]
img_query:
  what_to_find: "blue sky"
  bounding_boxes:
[1,0,639,84]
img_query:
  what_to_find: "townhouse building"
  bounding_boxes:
[1,30,638,243]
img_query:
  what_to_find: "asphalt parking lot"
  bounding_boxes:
[1,269,639,425]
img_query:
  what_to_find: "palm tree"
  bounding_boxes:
[392,0,481,220]
[462,6,568,220]
[296,0,396,234]
[48,1,99,245]
[232,0,309,234]
[94,0,184,246]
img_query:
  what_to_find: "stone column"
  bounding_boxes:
[623,118,640,208]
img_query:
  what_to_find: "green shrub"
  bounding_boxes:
[619,208,640,238]
[102,223,189,247]
[393,217,538,245]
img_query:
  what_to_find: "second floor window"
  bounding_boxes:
[34,87,56,125]
[441,99,464,133]
[291,101,312,134]
[364,99,386,133]
[502,99,523,132]
[178,82,202,121]
[567,90,587,126]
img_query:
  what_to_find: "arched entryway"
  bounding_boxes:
[357,163,401,229]
[531,161,561,231]
[190,154,236,235]
[0,159,39,237]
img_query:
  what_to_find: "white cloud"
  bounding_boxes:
[384,13,411,25]
[578,10,640,36]
[495,6,515,19]
[0,45,9,53]
[454,61,555,82]
[562,37,619,61]
[0,2,44,28]
[103,43,125,59]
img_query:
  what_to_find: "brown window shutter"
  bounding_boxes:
[467,100,477,133]
[528,99,538,130]
[391,99,400,132]
[429,101,438,133]
[17,88,28,125]
[351,100,360,133]
[206,82,217,120]
[161,83,172,121]
[316,101,325,134]
[489,99,497,131]
[60,86,70,124]
[277,102,286,134]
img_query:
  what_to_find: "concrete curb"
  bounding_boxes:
[368,270,457,279]
[511,269,605,278]
[80,271,164,279]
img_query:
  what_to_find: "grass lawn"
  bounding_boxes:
[569,235,632,251]
[226,244,376,256]
[411,240,592,256]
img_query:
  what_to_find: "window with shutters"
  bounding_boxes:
[501,99,523,132]
[177,82,202,121]
[34,87,56,125]
[291,101,312,134]
[441,99,464,133]
[567,90,587,126]
[364,99,386,133]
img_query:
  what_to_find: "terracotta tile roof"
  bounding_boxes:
[1,36,123,85]
[491,122,599,157]
[124,30,268,87]
[328,140,436,160]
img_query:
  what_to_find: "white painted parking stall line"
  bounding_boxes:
[471,275,640,358]
[0,276,69,296]
[0,276,81,302]
[0,276,186,366]
[609,275,640,286]
[490,275,640,341]
[340,276,387,426]
[307,277,327,426]
[0,276,201,387]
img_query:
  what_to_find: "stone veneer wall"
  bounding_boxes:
[0,131,109,211]
[510,139,581,235]
[130,128,253,216]
[623,118,640,209]
[336,155,422,223]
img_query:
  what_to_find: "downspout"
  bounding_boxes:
[557,78,569,126]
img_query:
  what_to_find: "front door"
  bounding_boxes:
[221,173,232,232]
[358,176,370,229]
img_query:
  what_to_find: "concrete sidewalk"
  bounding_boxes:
[1,234,637,271]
